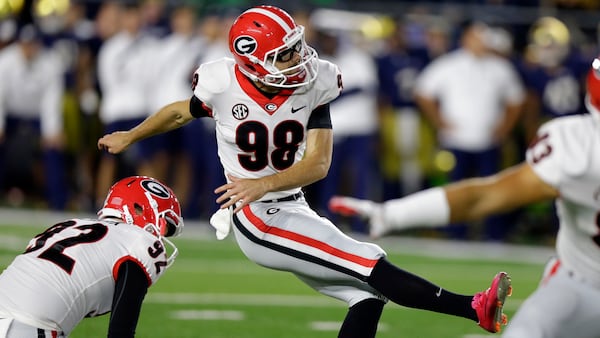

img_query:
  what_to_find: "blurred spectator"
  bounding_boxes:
[414,21,525,241]
[140,0,169,38]
[144,4,205,218]
[0,24,68,209]
[485,25,514,59]
[518,17,589,142]
[198,10,235,62]
[180,10,233,219]
[0,19,17,49]
[306,28,379,233]
[95,1,122,41]
[42,1,104,212]
[375,18,432,201]
[422,17,453,61]
[95,1,158,207]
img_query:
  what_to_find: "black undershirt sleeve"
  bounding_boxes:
[307,103,332,130]
[189,95,211,118]
[107,260,150,338]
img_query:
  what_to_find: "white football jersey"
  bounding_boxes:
[0,219,169,335]
[192,57,342,201]
[526,111,600,285]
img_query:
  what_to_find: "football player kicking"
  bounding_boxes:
[98,5,511,337]
[330,58,600,337]
[0,176,184,337]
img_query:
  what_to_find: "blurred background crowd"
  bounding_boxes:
[0,0,598,244]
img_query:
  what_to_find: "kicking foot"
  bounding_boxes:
[328,196,387,238]
[472,271,513,333]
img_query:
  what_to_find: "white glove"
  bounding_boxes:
[209,208,232,240]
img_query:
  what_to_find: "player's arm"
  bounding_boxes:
[329,157,559,237]
[107,260,150,338]
[266,103,333,192]
[381,163,559,229]
[444,163,559,222]
[98,99,194,154]
[265,127,332,191]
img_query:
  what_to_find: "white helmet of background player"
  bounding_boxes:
[526,16,570,68]
[228,5,318,88]
[98,176,184,267]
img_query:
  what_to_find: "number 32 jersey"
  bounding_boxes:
[526,110,600,285]
[0,219,168,335]
[192,58,342,201]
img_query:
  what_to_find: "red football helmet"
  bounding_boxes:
[586,58,600,112]
[98,176,184,266]
[228,5,318,88]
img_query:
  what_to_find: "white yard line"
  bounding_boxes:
[170,309,245,321]
[148,292,343,308]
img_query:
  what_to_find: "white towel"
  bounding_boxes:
[209,208,232,240]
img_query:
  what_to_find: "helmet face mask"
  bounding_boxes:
[229,6,319,88]
[98,176,184,267]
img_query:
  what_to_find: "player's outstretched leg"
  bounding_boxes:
[366,258,513,334]
[328,196,387,238]
[472,271,513,333]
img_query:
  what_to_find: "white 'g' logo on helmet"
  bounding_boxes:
[141,179,170,199]
[234,36,257,55]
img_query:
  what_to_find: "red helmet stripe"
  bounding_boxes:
[245,7,294,33]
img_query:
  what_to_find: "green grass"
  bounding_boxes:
[0,224,544,338]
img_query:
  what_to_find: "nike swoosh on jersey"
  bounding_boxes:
[291,106,306,113]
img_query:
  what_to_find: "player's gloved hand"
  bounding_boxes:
[210,208,232,240]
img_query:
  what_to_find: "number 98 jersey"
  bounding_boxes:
[192,57,342,202]
[0,219,168,335]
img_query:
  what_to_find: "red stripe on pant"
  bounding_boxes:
[242,205,378,268]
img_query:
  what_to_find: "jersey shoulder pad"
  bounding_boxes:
[193,57,235,102]
[540,114,591,147]
[312,59,342,104]
[528,115,592,182]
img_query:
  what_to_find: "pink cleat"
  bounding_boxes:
[472,271,513,333]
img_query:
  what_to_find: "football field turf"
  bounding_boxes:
[0,214,552,338]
